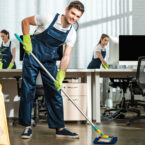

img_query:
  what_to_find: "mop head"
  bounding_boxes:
[93,136,117,144]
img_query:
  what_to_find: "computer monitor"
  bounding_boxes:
[108,36,119,65]
[119,35,145,66]
[19,35,63,61]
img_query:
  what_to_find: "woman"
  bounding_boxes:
[0,29,16,69]
[87,34,109,69]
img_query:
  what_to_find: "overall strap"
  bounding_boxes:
[50,13,59,27]
[1,42,3,47]
[9,41,11,48]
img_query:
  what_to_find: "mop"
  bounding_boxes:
[15,33,117,144]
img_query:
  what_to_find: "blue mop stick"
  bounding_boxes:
[14,33,109,138]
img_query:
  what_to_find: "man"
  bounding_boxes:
[19,1,84,139]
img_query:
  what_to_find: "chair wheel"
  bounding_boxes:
[116,113,125,119]
[126,122,131,126]
[32,123,36,127]
[31,119,37,127]
[12,121,16,126]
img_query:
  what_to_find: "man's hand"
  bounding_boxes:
[23,34,32,55]
[7,62,14,69]
[54,70,66,91]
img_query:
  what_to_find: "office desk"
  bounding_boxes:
[65,69,93,121]
[0,69,22,118]
[93,69,136,123]
[0,69,93,121]
[0,69,22,78]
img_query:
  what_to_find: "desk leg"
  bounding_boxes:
[87,72,92,122]
[93,73,101,123]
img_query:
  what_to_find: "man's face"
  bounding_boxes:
[65,7,83,25]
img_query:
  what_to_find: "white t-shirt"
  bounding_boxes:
[93,44,106,59]
[34,13,76,47]
[0,40,16,52]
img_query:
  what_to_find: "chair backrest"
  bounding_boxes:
[136,56,145,95]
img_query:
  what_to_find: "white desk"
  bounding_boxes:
[0,69,22,78]
[65,69,93,122]
[93,69,136,123]
[0,69,93,121]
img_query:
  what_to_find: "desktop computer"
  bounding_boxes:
[119,35,145,66]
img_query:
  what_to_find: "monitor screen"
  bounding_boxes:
[119,35,145,61]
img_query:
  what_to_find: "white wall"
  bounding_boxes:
[132,0,145,34]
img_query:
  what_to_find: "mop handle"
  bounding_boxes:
[14,33,97,129]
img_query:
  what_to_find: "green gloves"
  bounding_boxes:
[0,62,14,69]
[0,62,3,69]
[23,34,32,55]
[102,63,109,69]
[54,70,65,91]
[7,62,14,69]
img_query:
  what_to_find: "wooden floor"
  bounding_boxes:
[8,119,145,145]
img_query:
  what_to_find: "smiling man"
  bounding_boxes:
[19,1,84,139]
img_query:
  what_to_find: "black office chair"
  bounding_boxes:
[11,76,22,126]
[126,56,145,125]
[32,85,47,126]
[103,78,140,120]
[14,76,47,126]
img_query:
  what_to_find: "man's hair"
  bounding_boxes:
[0,29,10,39]
[68,1,85,14]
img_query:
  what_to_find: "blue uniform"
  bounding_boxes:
[0,41,16,69]
[87,50,106,69]
[19,14,72,129]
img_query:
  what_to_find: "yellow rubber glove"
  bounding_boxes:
[7,62,14,69]
[102,63,109,69]
[54,70,65,91]
[23,34,32,55]
[0,62,3,69]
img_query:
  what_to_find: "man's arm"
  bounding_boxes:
[22,16,36,34]
[54,45,73,90]
[22,16,36,55]
[59,45,73,71]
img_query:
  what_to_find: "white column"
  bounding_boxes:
[95,72,101,123]
[92,72,101,123]
[87,72,92,121]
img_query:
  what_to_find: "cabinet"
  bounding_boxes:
[62,83,87,121]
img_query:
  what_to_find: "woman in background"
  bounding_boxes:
[87,34,109,69]
[0,29,16,69]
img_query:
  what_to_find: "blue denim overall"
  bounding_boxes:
[1,41,16,69]
[87,50,106,69]
[19,13,72,128]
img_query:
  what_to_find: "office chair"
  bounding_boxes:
[126,56,145,125]
[32,85,47,126]
[12,76,21,126]
[14,76,47,126]
[103,77,140,120]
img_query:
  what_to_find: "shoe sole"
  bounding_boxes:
[21,134,32,139]
[56,134,79,139]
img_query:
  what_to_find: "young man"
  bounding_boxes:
[19,1,84,139]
